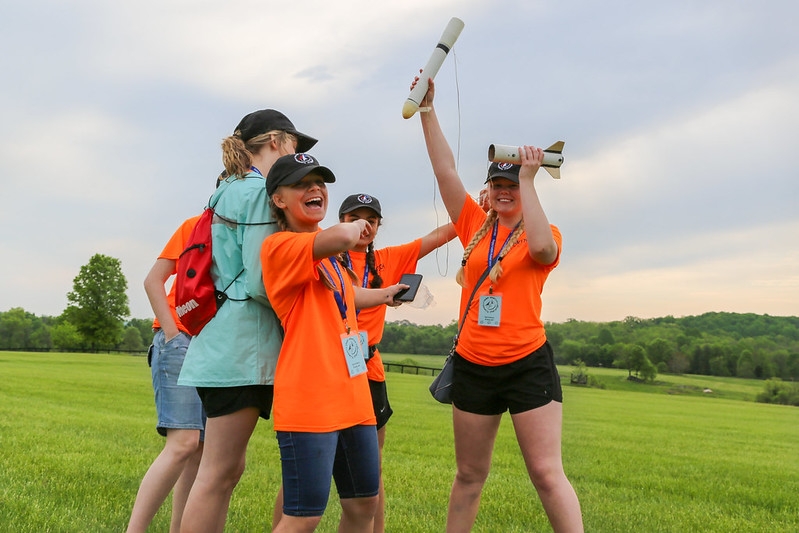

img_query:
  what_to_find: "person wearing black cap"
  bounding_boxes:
[260,155,408,533]
[336,192,455,532]
[412,77,584,532]
[177,110,316,532]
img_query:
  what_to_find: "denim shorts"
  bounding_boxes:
[278,425,379,517]
[452,340,563,416]
[150,330,206,438]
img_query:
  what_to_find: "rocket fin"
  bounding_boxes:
[545,141,564,154]
[544,166,561,179]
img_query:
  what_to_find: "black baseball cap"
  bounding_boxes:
[485,162,521,183]
[338,193,383,219]
[234,109,318,153]
[266,153,335,196]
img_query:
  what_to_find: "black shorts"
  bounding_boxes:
[369,379,393,430]
[196,384,274,420]
[451,341,562,415]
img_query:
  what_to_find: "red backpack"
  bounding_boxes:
[174,205,242,336]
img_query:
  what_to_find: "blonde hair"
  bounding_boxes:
[455,210,525,287]
[221,130,295,178]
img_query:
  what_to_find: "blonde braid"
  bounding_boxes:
[455,211,498,287]
[488,221,525,284]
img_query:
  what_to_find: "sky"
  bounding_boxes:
[1,0,797,327]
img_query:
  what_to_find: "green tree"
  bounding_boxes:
[0,307,34,349]
[120,327,145,352]
[127,318,155,346]
[64,254,130,350]
[50,322,84,351]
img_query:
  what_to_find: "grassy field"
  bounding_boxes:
[0,351,797,532]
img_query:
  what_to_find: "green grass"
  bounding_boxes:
[1,352,797,532]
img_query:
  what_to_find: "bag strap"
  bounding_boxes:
[208,175,277,226]
[205,184,255,302]
[452,263,493,346]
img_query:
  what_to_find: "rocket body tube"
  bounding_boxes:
[402,17,465,119]
[488,142,566,179]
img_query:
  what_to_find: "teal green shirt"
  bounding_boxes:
[178,172,283,387]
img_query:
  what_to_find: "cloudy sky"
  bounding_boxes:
[1,0,797,327]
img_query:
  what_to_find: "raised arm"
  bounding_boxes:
[518,145,559,265]
[416,77,469,223]
[312,219,369,260]
[418,222,457,259]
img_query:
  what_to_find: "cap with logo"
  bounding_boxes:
[338,194,383,219]
[266,153,336,196]
[485,161,521,183]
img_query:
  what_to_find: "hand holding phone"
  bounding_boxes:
[393,273,423,302]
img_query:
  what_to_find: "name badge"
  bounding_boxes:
[341,333,368,377]
[477,294,502,327]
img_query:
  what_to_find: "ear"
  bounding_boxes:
[271,192,288,209]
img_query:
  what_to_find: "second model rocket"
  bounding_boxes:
[488,142,565,179]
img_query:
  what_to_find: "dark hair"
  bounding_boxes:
[338,248,383,288]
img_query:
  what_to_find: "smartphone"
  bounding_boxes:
[394,273,423,302]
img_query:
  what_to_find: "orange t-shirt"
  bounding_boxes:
[152,215,201,333]
[343,239,422,381]
[261,230,376,432]
[453,197,561,366]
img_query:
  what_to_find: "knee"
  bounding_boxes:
[164,430,201,461]
[455,463,490,488]
[528,461,564,493]
[340,495,378,521]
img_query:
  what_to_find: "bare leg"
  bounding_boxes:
[339,496,379,533]
[272,514,322,533]
[373,425,386,533]
[170,441,203,532]
[272,485,284,531]
[511,402,583,533]
[127,429,201,533]
[179,408,259,533]
[446,407,502,533]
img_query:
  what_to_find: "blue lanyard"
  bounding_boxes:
[342,252,369,317]
[487,219,521,269]
[319,258,350,331]
[250,165,262,176]
[343,252,370,288]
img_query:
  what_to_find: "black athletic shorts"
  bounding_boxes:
[451,341,562,415]
[196,384,274,420]
[369,379,393,430]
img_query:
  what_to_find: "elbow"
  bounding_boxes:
[530,241,559,266]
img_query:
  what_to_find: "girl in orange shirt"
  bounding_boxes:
[336,193,456,532]
[261,154,406,533]
[413,77,584,532]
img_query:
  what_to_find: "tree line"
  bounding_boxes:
[2,253,798,404]
[381,314,799,381]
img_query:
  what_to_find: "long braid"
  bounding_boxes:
[488,221,525,284]
[366,242,382,288]
[336,252,364,285]
[455,211,498,287]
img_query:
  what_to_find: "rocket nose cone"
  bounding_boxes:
[402,100,419,119]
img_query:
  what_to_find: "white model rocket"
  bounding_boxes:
[488,142,565,179]
[402,17,465,119]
